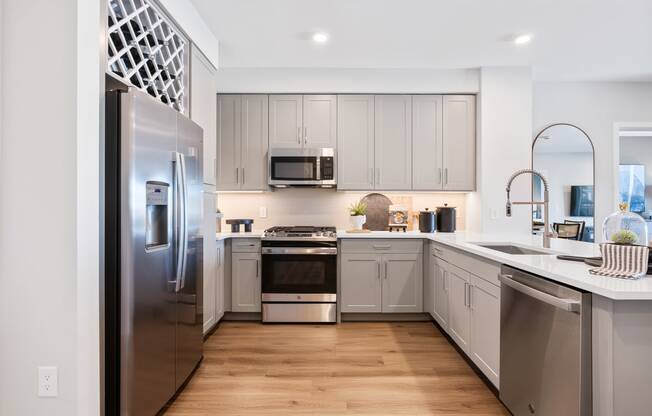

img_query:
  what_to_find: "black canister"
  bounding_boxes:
[418,208,436,233]
[436,204,456,232]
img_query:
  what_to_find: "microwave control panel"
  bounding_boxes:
[320,157,334,180]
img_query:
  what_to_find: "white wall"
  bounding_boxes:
[0,0,101,414]
[467,67,533,235]
[214,67,480,93]
[218,190,467,231]
[158,0,220,68]
[534,82,652,240]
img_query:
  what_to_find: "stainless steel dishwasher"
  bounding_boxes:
[499,265,591,416]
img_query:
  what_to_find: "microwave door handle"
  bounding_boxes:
[316,158,320,181]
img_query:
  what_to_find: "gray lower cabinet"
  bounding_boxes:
[340,254,382,313]
[216,240,225,321]
[217,94,268,191]
[340,242,422,313]
[445,261,471,353]
[433,257,449,328]
[231,252,261,312]
[469,275,500,387]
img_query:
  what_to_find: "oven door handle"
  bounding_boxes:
[262,247,338,255]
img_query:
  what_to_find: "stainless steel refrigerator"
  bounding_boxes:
[105,87,203,415]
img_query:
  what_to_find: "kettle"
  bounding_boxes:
[436,204,456,233]
[418,208,436,233]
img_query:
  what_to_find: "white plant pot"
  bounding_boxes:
[350,215,366,230]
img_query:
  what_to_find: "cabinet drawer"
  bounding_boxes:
[430,242,500,286]
[231,238,261,253]
[341,239,423,254]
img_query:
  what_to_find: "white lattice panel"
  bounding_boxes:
[107,0,188,113]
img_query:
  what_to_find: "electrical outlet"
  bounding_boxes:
[259,207,267,218]
[490,208,499,220]
[38,366,58,397]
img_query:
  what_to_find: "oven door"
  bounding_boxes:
[261,246,337,301]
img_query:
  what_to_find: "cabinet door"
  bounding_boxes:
[216,95,241,190]
[231,252,261,312]
[446,262,471,353]
[202,190,217,333]
[381,253,423,313]
[470,275,500,387]
[442,95,475,191]
[215,240,225,321]
[424,252,436,318]
[433,258,449,329]
[303,95,337,148]
[190,47,217,185]
[374,95,412,190]
[412,95,443,190]
[337,95,374,190]
[340,254,382,313]
[240,95,269,190]
[269,95,302,148]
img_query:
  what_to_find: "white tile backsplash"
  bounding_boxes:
[217,189,467,231]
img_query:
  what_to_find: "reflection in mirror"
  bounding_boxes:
[532,124,595,242]
[618,129,652,231]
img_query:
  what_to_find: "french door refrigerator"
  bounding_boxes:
[105,88,203,415]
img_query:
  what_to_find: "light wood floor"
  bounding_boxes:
[164,322,508,415]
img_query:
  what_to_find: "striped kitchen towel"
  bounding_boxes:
[589,243,649,279]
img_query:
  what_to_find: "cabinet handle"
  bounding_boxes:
[468,284,473,310]
[304,127,308,144]
[373,244,392,250]
[297,127,301,144]
[464,282,469,307]
[235,167,239,184]
[444,168,448,185]
[443,273,447,292]
[438,168,442,184]
[217,248,220,266]
[377,261,381,279]
[214,157,217,182]
[256,259,260,278]
[242,167,245,184]
[369,168,374,185]
[384,262,388,279]
[376,168,380,184]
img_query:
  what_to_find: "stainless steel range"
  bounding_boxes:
[261,226,337,323]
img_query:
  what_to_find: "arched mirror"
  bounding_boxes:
[532,123,595,242]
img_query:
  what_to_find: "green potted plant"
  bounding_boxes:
[348,200,367,230]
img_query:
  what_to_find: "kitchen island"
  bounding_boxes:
[216,230,652,415]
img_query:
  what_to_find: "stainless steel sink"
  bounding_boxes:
[472,243,554,255]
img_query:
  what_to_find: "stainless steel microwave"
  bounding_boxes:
[268,148,336,188]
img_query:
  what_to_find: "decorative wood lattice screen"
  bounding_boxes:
[107,0,188,113]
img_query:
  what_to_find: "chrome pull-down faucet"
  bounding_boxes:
[505,169,554,248]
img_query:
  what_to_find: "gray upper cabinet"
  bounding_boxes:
[337,95,375,190]
[374,95,412,190]
[216,95,268,191]
[269,95,303,148]
[190,46,217,186]
[303,95,337,148]
[240,95,269,190]
[412,95,444,190]
[216,95,241,189]
[442,95,476,191]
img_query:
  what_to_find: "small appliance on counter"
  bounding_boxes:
[226,218,254,233]
[436,204,456,232]
[419,208,436,233]
[389,204,408,232]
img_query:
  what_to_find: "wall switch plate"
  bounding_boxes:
[38,366,58,397]
[259,207,267,218]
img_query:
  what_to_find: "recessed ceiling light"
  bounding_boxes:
[514,34,532,45]
[312,32,329,44]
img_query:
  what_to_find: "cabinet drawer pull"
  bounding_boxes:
[373,244,392,250]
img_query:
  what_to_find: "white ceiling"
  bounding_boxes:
[190,0,652,81]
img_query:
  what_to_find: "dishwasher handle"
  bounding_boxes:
[499,274,581,313]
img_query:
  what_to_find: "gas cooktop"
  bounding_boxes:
[262,226,337,241]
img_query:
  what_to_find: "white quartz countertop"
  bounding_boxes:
[215,231,264,241]
[216,230,652,300]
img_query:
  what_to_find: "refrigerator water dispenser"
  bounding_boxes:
[145,181,169,250]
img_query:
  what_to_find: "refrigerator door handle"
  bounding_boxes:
[179,153,189,290]
[174,152,184,292]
